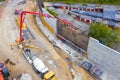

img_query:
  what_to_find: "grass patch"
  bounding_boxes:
[0,3,3,9]
[0,1,5,10]
[46,8,58,17]
[47,0,120,5]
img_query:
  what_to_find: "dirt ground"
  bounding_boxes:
[0,0,94,80]
[54,47,94,80]
[24,1,73,80]
[25,1,94,80]
[0,0,41,80]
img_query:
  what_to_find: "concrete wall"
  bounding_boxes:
[87,37,120,80]
[57,21,89,50]
[42,8,57,34]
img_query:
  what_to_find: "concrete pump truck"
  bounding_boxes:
[11,11,56,80]
[23,48,56,80]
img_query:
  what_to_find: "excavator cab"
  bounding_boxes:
[44,71,56,80]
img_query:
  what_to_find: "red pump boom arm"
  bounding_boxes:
[19,11,73,41]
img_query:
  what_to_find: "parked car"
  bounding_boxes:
[81,61,93,71]
[89,65,104,78]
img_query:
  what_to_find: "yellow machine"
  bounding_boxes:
[44,71,56,80]
[16,17,26,29]
[11,17,40,62]
[24,49,56,80]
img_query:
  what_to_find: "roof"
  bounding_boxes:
[80,15,92,20]
[103,5,117,11]
[79,6,86,8]
[83,11,103,18]
[87,4,96,7]
[71,20,89,31]
[57,12,89,31]
[71,10,85,14]
[71,4,79,7]
[103,11,115,19]
[71,10,80,14]
[53,3,69,7]
[115,13,120,21]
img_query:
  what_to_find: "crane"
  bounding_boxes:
[10,10,73,80]
[18,11,72,42]
[10,11,45,61]
[10,11,73,62]
[10,11,58,80]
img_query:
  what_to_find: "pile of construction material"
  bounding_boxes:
[20,73,33,80]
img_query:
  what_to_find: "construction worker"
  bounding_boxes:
[2,66,10,78]
[0,62,10,80]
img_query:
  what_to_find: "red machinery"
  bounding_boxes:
[0,72,4,80]
[11,10,73,61]
[19,11,73,42]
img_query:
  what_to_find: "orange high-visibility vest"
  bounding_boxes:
[0,72,4,80]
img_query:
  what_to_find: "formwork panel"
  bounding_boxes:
[57,21,88,50]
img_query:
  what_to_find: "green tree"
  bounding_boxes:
[0,0,5,1]
[88,23,120,48]
[98,0,104,4]
[46,8,58,17]
[47,0,120,4]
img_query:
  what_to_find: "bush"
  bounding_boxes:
[46,8,58,17]
[47,0,120,4]
[88,23,120,48]
[0,0,5,2]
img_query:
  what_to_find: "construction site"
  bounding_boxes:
[0,0,94,80]
[0,0,120,80]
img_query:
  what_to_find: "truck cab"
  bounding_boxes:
[44,71,56,80]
